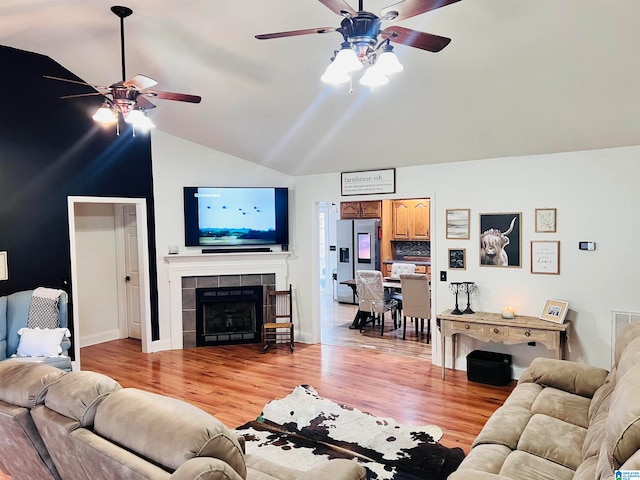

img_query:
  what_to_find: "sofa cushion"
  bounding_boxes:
[0,361,65,407]
[530,387,591,428]
[502,382,543,410]
[473,405,532,449]
[605,368,640,469]
[44,371,121,427]
[94,388,247,478]
[583,407,609,460]
[517,414,586,470]
[499,450,575,480]
[524,358,608,398]
[588,371,615,423]
[616,335,640,381]
[613,321,640,366]
[456,444,512,474]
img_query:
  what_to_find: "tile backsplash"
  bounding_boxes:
[393,241,431,258]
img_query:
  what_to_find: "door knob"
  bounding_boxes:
[125,276,131,282]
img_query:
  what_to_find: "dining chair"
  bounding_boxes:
[355,270,398,335]
[399,273,431,342]
[389,263,415,321]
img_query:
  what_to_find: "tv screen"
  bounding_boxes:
[184,187,289,247]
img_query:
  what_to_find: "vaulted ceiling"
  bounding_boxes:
[1,1,639,175]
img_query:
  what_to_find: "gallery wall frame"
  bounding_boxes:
[540,299,569,323]
[479,212,522,268]
[0,251,7,280]
[448,248,466,269]
[535,208,557,233]
[446,209,470,239]
[531,240,560,274]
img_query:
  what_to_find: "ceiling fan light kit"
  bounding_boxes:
[256,0,460,91]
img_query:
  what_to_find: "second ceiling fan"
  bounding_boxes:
[256,0,461,87]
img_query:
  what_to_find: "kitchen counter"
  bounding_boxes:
[383,259,431,266]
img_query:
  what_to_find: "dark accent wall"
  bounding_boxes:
[0,45,160,341]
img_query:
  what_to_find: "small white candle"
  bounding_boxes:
[502,306,515,319]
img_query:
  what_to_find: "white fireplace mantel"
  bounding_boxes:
[165,252,290,349]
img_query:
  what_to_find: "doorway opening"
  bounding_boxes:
[67,196,152,370]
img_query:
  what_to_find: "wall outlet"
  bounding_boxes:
[440,271,447,281]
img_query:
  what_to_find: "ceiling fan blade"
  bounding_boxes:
[43,75,108,90]
[136,96,156,110]
[124,74,158,90]
[143,90,201,104]
[318,0,357,16]
[256,27,338,40]
[59,92,105,99]
[380,0,462,22]
[381,26,451,52]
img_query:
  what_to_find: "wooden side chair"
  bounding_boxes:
[399,273,431,342]
[262,285,294,352]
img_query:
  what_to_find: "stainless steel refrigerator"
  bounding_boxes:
[335,219,381,304]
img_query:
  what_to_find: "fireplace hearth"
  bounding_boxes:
[195,286,263,346]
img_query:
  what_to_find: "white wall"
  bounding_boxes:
[151,131,293,346]
[291,146,640,371]
[150,130,640,371]
[73,203,120,346]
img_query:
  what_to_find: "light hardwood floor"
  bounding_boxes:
[80,294,514,453]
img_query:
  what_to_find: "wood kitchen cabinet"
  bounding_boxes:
[391,199,430,240]
[340,201,381,219]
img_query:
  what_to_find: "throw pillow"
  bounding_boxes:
[16,327,70,357]
[27,296,60,329]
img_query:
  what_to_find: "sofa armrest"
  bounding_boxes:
[295,459,366,480]
[518,357,608,398]
[448,469,515,480]
[171,457,245,480]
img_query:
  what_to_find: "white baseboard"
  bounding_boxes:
[79,329,121,348]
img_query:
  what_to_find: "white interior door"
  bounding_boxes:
[123,204,141,339]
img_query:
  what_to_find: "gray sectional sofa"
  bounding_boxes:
[0,361,366,480]
[449,321,640,480]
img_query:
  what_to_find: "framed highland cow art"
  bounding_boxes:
[479,213,522,268]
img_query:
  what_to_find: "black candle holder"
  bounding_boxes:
[462,282,477,314]
[449,282,464,315]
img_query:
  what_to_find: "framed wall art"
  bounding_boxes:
[531,240,560,274]
[446,209,470,239]
[479,212,522,268]
[448,248,466,270]
[0,251,7,280]
[535,208,556,233]
[540,299,569,324]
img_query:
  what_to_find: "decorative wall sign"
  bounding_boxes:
[446,209,470,239]
[540,299,569,323]
[479,213,522,268]
[531,240,560,274]
[535,208,557,233]
[448,248,466,269]
[0,252,7,280]
[341,168,396,196]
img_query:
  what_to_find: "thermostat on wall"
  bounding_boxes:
[579,241,596,251]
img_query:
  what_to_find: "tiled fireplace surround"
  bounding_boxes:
[165,252,290,349]
[181,273,276,347]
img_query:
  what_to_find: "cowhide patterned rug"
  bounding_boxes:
[234,385,465,480]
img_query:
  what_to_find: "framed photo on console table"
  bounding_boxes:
[540,299,569,324]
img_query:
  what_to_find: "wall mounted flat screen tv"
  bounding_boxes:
[184,187,289,247]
